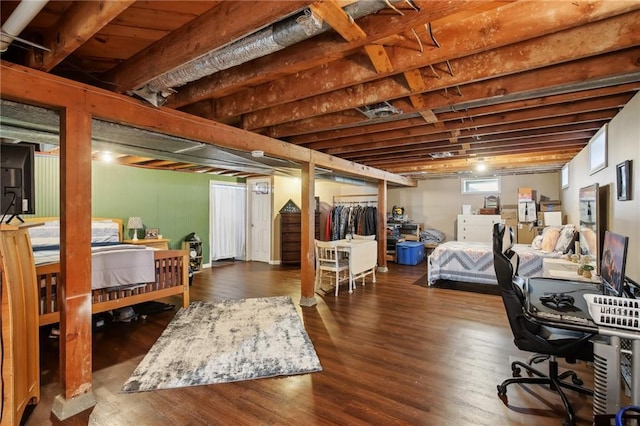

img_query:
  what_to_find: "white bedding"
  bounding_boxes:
[31,219,156,290]
[34,244,156,290]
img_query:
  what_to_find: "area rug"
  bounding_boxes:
[121,296,322,393]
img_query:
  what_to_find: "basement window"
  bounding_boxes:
[461,177,500,194]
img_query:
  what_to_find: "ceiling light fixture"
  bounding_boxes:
[251,150,264,158]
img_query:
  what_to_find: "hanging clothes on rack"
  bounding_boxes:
[326,201,377,240]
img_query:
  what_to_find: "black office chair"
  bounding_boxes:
[493,223,594,426]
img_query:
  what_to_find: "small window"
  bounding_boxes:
[461,177,500,194]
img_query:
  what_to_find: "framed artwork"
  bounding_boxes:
[561,164,569,189]
[616,160,632,201]
[145,228,160,239]
[588,124,607,175]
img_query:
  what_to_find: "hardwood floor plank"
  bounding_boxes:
[25,261,605,425]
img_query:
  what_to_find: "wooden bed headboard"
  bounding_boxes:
[21,217,124,242]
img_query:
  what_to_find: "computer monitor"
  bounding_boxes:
[600,231,628,297]
[1,142,36,223]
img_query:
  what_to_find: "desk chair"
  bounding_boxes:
[314,240,350,296]
[493,223,594,426]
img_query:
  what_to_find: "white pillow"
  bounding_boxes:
[531,235,543,250]
[554,225,576,253]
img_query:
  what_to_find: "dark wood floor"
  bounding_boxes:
[25,260,599,425]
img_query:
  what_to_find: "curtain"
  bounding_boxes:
[210,183,246,261]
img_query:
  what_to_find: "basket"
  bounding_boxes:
[584,294,640,332]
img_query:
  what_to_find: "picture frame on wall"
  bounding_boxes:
[588,124,607,175]
[616,160,632,201]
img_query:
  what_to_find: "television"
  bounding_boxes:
[1,142,36,223]
[600,231,628,297]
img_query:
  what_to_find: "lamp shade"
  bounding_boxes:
[127,217,143,230]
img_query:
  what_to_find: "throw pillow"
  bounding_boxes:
[541,227,560,252]
[554,225,576,253]
[531,235,543,250]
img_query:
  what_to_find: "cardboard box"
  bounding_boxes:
[501,209,517,220]
[540,200,562,212]
[517,224,543,244]
[518,187,533,201]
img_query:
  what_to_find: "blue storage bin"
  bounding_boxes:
[396,241,425,265]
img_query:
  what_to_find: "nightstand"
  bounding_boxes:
[123,238,170,250]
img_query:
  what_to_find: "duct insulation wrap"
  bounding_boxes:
[146,10,322,93]
[139,0,398,101]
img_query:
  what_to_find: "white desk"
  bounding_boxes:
[336,239,377,292]
[542,257,600,283]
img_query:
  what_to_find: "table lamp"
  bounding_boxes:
[127,216,143,241]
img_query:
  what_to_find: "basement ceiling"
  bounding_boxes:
[1,0,639,179]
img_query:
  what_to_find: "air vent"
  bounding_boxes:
[356,101,402,119]
[429,152,453,159]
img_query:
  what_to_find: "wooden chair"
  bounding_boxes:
[314,240,350,296]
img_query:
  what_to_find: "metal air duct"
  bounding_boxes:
[0,0,49,53]
[132,0,401,107]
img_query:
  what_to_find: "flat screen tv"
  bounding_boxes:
[1,142,36,223]
[600,231,628,297]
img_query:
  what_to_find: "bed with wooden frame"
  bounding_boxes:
[24,217,189,326]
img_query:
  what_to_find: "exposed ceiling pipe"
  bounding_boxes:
[131,0,403,107]
[0,0,49,53]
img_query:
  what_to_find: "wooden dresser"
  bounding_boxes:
[280,212,321,265]
[123,238,170,250]
[457,214,502,243]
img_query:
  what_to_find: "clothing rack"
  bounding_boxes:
[333,194,378,205]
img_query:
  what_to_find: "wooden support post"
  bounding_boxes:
[52,105,96,419]
[377,180,388,273]
[299,161,317,307]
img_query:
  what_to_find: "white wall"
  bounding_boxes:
[388,173,559,241]
[561,91,640,283]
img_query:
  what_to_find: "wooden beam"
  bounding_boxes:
[105,1,308,92]
[242,11,640,129]
[27,0,135,72]
[310,95,629,152]
[300,162,317,306]
[58,105,94,409]
[310,1,367,41]
[167,0,474,107]
[269,44,640,137]
[377,180,388,272]
[288,82,639,144]
[216,3,640,124]
[0,61,415,187]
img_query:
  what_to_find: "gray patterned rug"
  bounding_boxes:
[121,296,322,393]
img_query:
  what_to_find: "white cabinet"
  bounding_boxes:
[457,214,502,243]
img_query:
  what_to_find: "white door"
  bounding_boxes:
[247,178,272,263]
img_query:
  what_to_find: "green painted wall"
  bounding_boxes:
[32,154,243,262]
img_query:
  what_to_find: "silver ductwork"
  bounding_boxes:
[132,0,401,107]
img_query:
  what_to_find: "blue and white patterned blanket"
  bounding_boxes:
[427,241,561,285]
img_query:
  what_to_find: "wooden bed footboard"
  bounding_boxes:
[36,249,190,326]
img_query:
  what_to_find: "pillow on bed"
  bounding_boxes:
[540,227,561,252]
[531,235,543,250]
[554,225,576,253]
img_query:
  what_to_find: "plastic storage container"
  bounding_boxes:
[396,241,425,265]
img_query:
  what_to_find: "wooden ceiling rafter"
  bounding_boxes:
[287,82,639,144]
[169,0,478,109]
[242,11,640,130]
[307,94,631,153]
